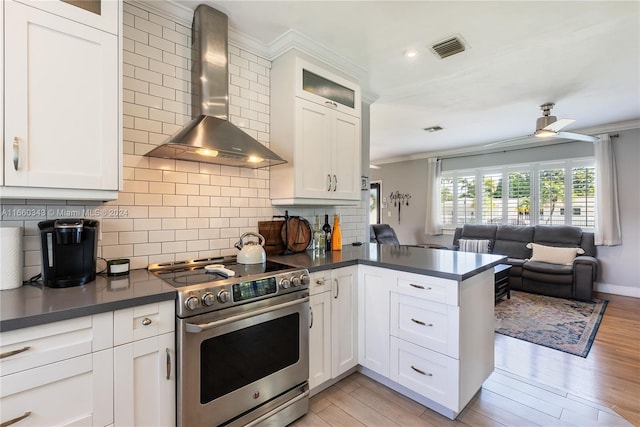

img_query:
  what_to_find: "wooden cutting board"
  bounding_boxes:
[258,220,286,255]
[280,217,312,253]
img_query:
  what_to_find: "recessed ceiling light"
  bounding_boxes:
[404,49,418,59]
[424,126,444,132]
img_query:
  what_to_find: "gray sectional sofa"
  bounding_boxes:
[452,224,598,300]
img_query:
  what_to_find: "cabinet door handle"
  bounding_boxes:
[0,346,30,359]
[309,306,314,329]
[334,278,339,299]
[142,317,152,326]
[410,318,433,327]
[166,348,171,380]
[325,101,338,108]
[409,283,431,290]
[327,174,332,191]
[1,411,32,427]
[332,175,337,191]
[411,365,432,376]
[12,137,20,171]
[315,278,326,285]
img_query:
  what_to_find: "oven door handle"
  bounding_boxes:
[185,296,310,333]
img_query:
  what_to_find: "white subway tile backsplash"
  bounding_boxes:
[149,230,175,242]
[163,194,188,206]
[134,194,163,206]
[149,182,176,194]
[163,171,188,183]
[134,16,162,37]
[135,41,163,61]
[162,241,186,254]
[134,218,162,231]
[134,242,162,256]
[119,231,148,244]
[176,207,199,218]
[148,206,175,218]
[149,34,175,53]
[175,183,198,195]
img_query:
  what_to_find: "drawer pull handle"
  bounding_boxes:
[142,318,152,326]
[0,346,30,359]
[1,411,31,427]
[12,137,20,171]
[410,318,433,327]
[309,306,314,329]
[166,348,171,380]
[411,366,432,376]
[409,283,431,290]
[316,279,326,285]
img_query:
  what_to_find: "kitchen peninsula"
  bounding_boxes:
[272,244,506,420]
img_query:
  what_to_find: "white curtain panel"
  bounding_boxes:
[594,134,622,246]
[424,158,442,235]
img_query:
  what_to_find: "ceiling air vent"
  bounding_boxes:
[431,36,465,59]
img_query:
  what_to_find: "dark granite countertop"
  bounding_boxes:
[1,244,505,333]
[269,243,507,281]
[0,269,176,332]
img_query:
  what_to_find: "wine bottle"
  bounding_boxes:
[323,214,332,251]
[331,214,342,251]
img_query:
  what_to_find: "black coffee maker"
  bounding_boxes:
[38,218,98,287]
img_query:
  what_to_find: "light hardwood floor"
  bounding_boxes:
[293,292,640,427]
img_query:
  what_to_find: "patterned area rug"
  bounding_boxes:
[495,291,608,357]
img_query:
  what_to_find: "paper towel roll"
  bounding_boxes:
[0,227,23,290]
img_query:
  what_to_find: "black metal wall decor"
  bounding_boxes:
[389,191,411,224]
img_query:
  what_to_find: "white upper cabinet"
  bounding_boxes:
[271,53,362,206]
[1,0,121,200]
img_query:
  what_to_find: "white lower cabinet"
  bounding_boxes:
[309,289,331,390]
[0,300,176,427]
[0,313,114,427]
[308,266,358,391]
[113,300,176,427]
[358,266,392,377]
[114,332,175,427]
[330,266,358,378]
[390,337,458,409]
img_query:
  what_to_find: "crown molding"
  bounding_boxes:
[372,119,640,165]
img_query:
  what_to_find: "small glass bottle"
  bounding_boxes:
[313,215,326,254]
[331,214,342,251]
[323,214,332,251]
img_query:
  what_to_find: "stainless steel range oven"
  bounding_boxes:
[149,258,310,427]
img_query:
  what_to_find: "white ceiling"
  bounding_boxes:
[173,1,640,162]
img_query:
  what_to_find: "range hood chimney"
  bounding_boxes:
[145,5,286,168]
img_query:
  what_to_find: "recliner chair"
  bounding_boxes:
[370,224,400,245]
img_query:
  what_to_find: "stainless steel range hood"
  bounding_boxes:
[145,5,286,168]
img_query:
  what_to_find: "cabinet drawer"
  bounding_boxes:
[0,350,113,427]
[390,293,459,358]
[390,337,458,409]
[0,312,112,376]
[309,271,332,296]
[114,301,174,346]
[396,272,458,306]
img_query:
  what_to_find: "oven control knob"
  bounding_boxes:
[299,274,310,285]
[184,296,200,311]
[217,290,231,303]
[202,292,216,306]
[291,276,301,287]
[279,278,291,289]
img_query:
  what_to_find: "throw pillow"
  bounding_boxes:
[458,239,491,253]
[526,243,585,265]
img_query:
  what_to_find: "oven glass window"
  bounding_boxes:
[200,313,300,404]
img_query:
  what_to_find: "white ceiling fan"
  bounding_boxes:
[482,103,599,149]
[533,103,598,143]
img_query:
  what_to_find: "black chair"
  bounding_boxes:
[370,224,400,245]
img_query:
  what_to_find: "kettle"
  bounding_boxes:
[234,232,267,264]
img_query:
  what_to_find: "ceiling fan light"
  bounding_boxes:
[534,129,557,138]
